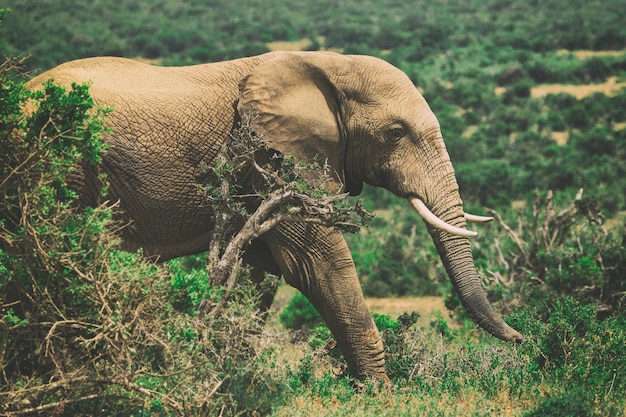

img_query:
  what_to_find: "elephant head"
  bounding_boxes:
[238,52,522,343]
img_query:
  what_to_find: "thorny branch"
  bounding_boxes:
[486,188,610,284]
[199,115,371,320]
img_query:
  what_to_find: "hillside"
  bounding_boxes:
[5,1,624,291]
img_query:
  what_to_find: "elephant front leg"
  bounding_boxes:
[265,223,389,382]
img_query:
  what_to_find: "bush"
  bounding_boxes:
[482,190,626,315]
[0,57,292,415]
[578,57,612,82]
[343,193,447,298]
[502,79,533,104]
[279,292,324,331]
[523,388,599,417]
[511,298,626,416]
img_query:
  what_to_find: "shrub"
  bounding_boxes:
[375,312,421,381]
[0,57,293,415]
[578,57,612,82]
[523,388,598,417]
[345,197,446,298]
[502,79,533,104]
[511,298,626,416]
[279,292,324,331]
[483,189,626,315]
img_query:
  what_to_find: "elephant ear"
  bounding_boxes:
[237,52,361,195]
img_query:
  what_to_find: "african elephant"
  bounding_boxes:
[27,51,522,382]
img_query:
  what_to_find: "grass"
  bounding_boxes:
[266,282,626,417]
[265,311,534,417]
[266,39,315,51]
[3,3,625,410]
[272,390,529,417]
[530,76,626,99]
[366,296,449,323]
[557,49,626,59]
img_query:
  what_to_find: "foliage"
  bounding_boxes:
[346,195,447,297]
[279,291,323,331]
[0,51,370,416]
[3,1,626,415]
[0,58,290,416]
[477,189,626,316]
[2,0,625,71]
[511,298,626,417]
[198,114,371,322]
[275,295,625,416]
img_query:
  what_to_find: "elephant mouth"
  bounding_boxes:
[408,197,493,238]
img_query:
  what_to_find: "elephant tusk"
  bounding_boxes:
[409,197,478,238]
[464,213,494,223]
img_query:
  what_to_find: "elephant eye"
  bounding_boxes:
[385,125,406,142]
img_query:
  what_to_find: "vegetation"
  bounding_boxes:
[1,0,626,415]
[0,54,263,415]
[0,48,367,414]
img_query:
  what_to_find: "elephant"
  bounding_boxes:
[27,51,523,382]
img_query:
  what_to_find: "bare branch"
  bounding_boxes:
[198,114,369,321]
[485,207,529,267]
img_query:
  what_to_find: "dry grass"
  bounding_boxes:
[266,37,344,53]
[531,76,626,99]
[496,76,626,99]
[495,49,626,100]
[273,285,448,320]
[511,200,527,210]
[266,39,313,51]
[366,296,449,322]
[462,125,479,138]
[556,49,626,59]
[272,381,532,417]
[551,131,569,146]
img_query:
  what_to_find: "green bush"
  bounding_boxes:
[523,388,598,417]
[578,57,612,82]
[167,253,212,313]
[375,312,421,381]
[510,298,626,416]
[472,189,626,315]
[345,196,446,298]
[279,292,324,331]
[0,56,293,415]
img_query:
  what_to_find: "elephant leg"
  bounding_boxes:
[243,239,282,314]
[264,222,389,382]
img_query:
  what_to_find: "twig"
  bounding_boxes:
[0,393,102,416]
[485,207,529,266]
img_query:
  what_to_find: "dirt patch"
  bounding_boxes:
[606,211,626,230]
[531,76,626,99]
[133,57,161,65]
[266,37,338,52]
[556,49,626,59]
[271,286,452,326]
[462,125,478,138]
[366,296,451,323]
[552,131,569,146]
[267,39,313,52]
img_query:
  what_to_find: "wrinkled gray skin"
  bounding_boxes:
[28,51,522,382]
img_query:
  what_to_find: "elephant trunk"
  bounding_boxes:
[412,170,523,342]
[432,232,523,342]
